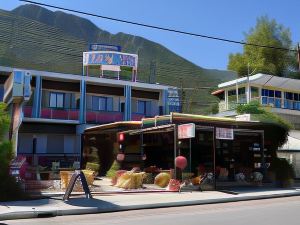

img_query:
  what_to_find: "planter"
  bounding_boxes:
[275,179,294,188]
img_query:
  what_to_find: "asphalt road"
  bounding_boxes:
[2,196,300,225]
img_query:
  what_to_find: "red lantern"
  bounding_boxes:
[175,156,187,169]
[116,153,125,161]
[119,133,125,142]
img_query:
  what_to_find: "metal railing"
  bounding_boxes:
[86,110,123,124]
[40,108,80,120]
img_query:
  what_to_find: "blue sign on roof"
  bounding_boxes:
[89,43,122,52]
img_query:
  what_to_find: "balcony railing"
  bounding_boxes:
[23,106,33,117]
[132,113,145,121]
[218,101,227,112]
[86,110,123,124]
[41,108,79,120]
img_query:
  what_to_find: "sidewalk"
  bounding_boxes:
[1,187,300,221]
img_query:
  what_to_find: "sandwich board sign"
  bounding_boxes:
[178,123,195,139]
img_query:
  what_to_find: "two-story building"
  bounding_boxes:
[212,73,300,177]
[0,48,180,169]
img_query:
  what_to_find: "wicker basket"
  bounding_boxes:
[82,170,95,185]
[60,171,74,189]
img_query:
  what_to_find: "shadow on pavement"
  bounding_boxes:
[0,198,55,207]
[219,186,296,194]
[64,197,119,209]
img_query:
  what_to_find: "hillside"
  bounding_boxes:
[0,4,237,113]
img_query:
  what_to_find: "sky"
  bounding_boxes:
[1,0,300,71]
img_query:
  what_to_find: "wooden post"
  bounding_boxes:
[212,127,217,190]
[173,124,178,179]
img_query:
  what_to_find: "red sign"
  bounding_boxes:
[178,123,195,139]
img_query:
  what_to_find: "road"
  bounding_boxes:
[2,196,300,225]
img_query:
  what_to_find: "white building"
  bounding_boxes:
[212,73,300,177]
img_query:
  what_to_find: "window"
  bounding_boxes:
[137,101,146,114]
[261,89,268,96]
[251,87,259,98]
[137,100,151,116]
[238,87,245,95]
[92,96,113,111]
[49,92,64,108]
[0,85,4,101]
[228,89,236,96]
[275,91,281,98]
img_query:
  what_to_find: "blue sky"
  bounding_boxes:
[1,0,300,70]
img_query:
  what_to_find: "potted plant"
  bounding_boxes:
[269,157,295,188]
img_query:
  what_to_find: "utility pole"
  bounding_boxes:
[247,62,250,104]
[179,78,185,113]
[297,43,300,72]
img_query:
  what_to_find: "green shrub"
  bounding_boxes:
[0,103,25,201]
[269,157,295,185]
[106,160,120,178]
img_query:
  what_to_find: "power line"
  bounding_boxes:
[20,0,297,52]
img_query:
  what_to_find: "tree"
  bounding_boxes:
[236,100,291,146]
[0,103,25,201]
[228,16,298,77]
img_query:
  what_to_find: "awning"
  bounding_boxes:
[211,89,224,95]
[84,121,142,134]
[218,73,300,90]
[123,124,175,136]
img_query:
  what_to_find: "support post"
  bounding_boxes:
[124,85,132,121]
[189,138,192,173]
[173,124,177,179]
[79,79,86,124]
[32,75,42,118]
[212,127,217,190]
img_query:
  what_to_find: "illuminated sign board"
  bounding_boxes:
[83,52,138,67]
[178,123,195,139]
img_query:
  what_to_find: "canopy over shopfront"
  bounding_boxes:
[83,113,288,190]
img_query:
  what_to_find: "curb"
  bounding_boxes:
[1,191,300,221]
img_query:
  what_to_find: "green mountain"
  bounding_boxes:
[0,4,237,113]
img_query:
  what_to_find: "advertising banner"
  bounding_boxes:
[178,123,195,139]
[168,88,181,112]
[83,52,138,67]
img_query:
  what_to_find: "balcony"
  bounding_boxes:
[218,101,226,112]
[23,106,33,117]
[41,108,79,120]
[132,113,145,121]
[86,111,123,124]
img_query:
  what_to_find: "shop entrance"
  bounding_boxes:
[215,130,265,189]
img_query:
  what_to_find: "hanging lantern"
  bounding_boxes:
[116,153,125,161]
[119,133,125,142]
[175,156,187,169]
